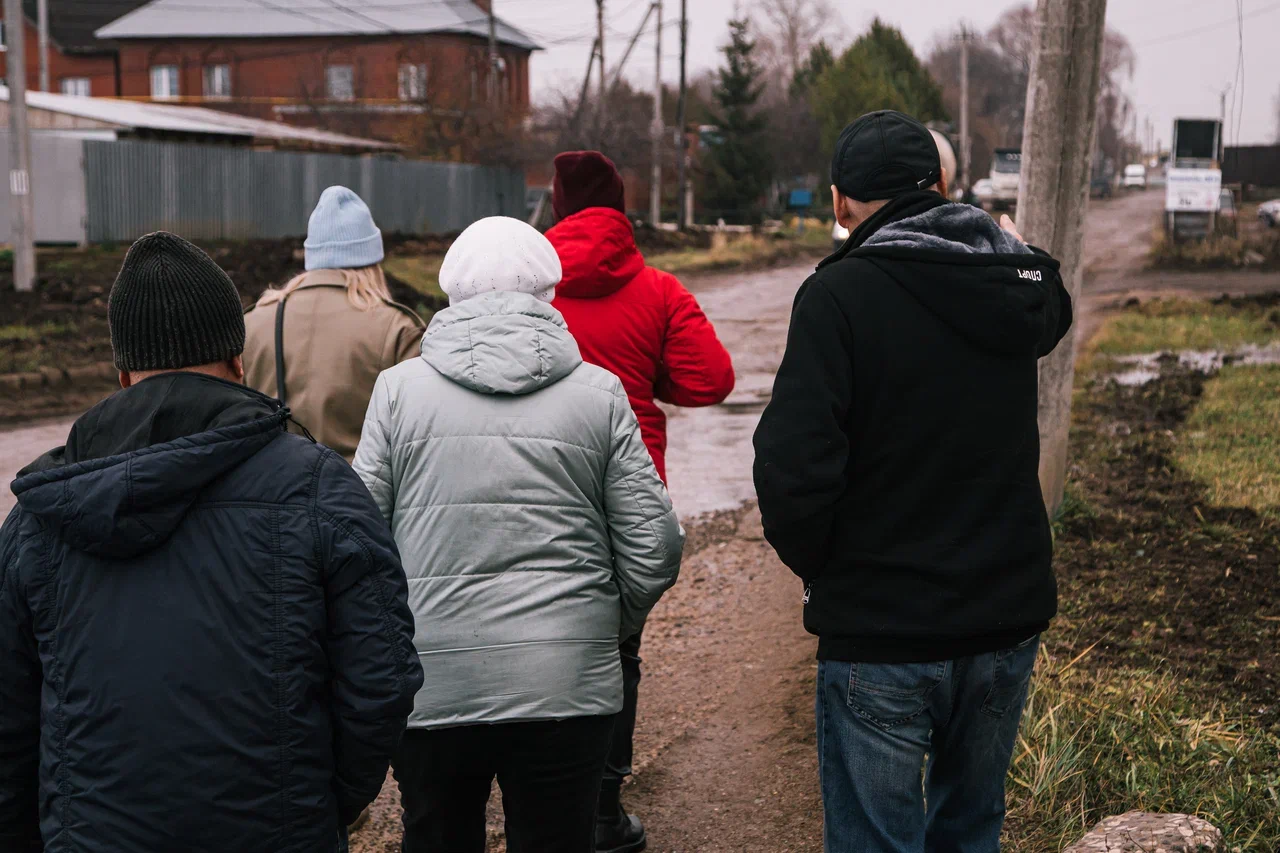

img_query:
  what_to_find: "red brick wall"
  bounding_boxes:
[115,34,530,111]
[0,14,118,95]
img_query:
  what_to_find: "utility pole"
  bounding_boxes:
[596,0,606,146]
[959,29,970,191]
[5,0,36,291]
[487,0,498,105]
[650,1,663,226]
[37,0,49,92]
[675,0,689,230]
[1016,0,1109,515]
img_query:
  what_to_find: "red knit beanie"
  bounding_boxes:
[552,151,626,220]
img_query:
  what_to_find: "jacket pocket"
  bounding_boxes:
[846,660,947,731]
[981,634,1040,719]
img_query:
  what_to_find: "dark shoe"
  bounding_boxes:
[595,810,646,853]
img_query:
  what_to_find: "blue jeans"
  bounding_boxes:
[815,637,1039,853]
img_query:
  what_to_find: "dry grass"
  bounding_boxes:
[1148,226,1280,270]
[647,227,830,276]
[1004,649,1280,851]
[1090,298,1280,356]
[383,255,446,301]
[1176,365,1280,516]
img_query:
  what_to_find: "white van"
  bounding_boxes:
[1123,164,1147,189]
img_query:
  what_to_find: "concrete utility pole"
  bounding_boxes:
[487,0,498,104]
[1016,0,1109,515]
[675,0,689,230]
[5,0,37,291]
[959,29,970,191]
[650,1,663,226]
[37,0,49,92]
[596,0,606,145]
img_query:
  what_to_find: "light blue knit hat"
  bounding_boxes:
[304,186,384,271]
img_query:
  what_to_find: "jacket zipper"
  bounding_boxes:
[803,583,812,605]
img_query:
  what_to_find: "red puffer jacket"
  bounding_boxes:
[549,207,735,483]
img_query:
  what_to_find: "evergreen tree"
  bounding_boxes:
[700,18,773,224]
[789,40,835,101]
[810,19,947,160]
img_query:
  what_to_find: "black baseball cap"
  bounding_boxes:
[831,110,942,202]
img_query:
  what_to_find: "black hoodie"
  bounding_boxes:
[0,373,422,852]
[753,192,1073,663]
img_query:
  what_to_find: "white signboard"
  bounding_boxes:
[1165,168,1222,212]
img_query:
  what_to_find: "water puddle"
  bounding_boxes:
[1108,343,1280,387]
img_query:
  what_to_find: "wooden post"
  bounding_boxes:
[1017,0,1110,514]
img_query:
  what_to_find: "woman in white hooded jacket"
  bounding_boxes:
[353,216,683,853]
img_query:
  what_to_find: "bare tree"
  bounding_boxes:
[751,0,840,83]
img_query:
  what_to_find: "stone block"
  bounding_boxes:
[1064,812,1222,853]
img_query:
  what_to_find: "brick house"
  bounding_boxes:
[95,0,540,160]
[0,1,149,96]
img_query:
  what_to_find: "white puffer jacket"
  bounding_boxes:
[354,291,683,729]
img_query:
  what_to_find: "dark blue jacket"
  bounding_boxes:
[0,373,423,853]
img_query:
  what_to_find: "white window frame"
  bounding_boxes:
[202,63,232,99]
[398,62,427,102]
[60,77,91,97]
[325,64,355,101]
[150,65,180,100]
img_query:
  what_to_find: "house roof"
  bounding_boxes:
[96,0,540,50]
[20,0,152,53]
[0,87,400,152]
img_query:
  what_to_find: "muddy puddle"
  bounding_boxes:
[1109,342,1280,387]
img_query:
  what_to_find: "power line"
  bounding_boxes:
[1137,0,1280,47]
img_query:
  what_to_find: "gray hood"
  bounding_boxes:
[862,203,1033,255]
[421,291,583,395]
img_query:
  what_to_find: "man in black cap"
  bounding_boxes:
[753,111,1073,852]
[0,232,423,853]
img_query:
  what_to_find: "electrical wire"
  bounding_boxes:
[1137,0,1280,48]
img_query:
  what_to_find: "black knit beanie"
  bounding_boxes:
[108,231,246,372]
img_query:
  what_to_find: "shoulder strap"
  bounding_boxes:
[274,297,288,404]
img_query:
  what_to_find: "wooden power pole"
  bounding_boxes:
[650,1,663,226]
[1016,0,1109,514]
[596,0,606,146]
[5,0,37,291]
[487,0,498,104]
[959,29,970,190]
[37,0,50,92]
[675,0,688,230]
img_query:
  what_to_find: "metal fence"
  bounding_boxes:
[2,136,525,244]
[1223,145,1280,191]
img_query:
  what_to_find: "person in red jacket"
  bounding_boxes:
[547,150,735,853]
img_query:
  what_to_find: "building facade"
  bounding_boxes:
[0,1,148,97]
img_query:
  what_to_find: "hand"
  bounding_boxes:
[999,214,1025,243]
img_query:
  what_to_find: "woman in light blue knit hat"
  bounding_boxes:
[243,185,425,462]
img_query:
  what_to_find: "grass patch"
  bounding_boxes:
[383,255,445,301]
[1005,656,1280,851]
[1177,365,1280,516]
[648,228,829,276]
[1091,298,1280,355]
[1148,226,1280,270]
[0,321,74,343]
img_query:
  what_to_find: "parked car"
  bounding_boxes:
[832,220,849,251]
[1089,173,1114,199]
[1122,164,1147,189]
[1260,198,1280,228]
[1217,188,1238,236]
[971,178,995,208]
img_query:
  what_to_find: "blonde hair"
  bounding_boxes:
[257,264,392,311]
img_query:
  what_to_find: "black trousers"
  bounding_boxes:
[393,715,616,853]
[605,630,643,785]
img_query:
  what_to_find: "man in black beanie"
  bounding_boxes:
[753,112,1074,852]
[0,232,423,853]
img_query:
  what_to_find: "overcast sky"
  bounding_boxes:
[498,0,1280,147]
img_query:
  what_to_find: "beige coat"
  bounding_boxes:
[244,270,425,461]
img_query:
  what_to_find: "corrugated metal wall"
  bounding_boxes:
[83,139,525,242]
